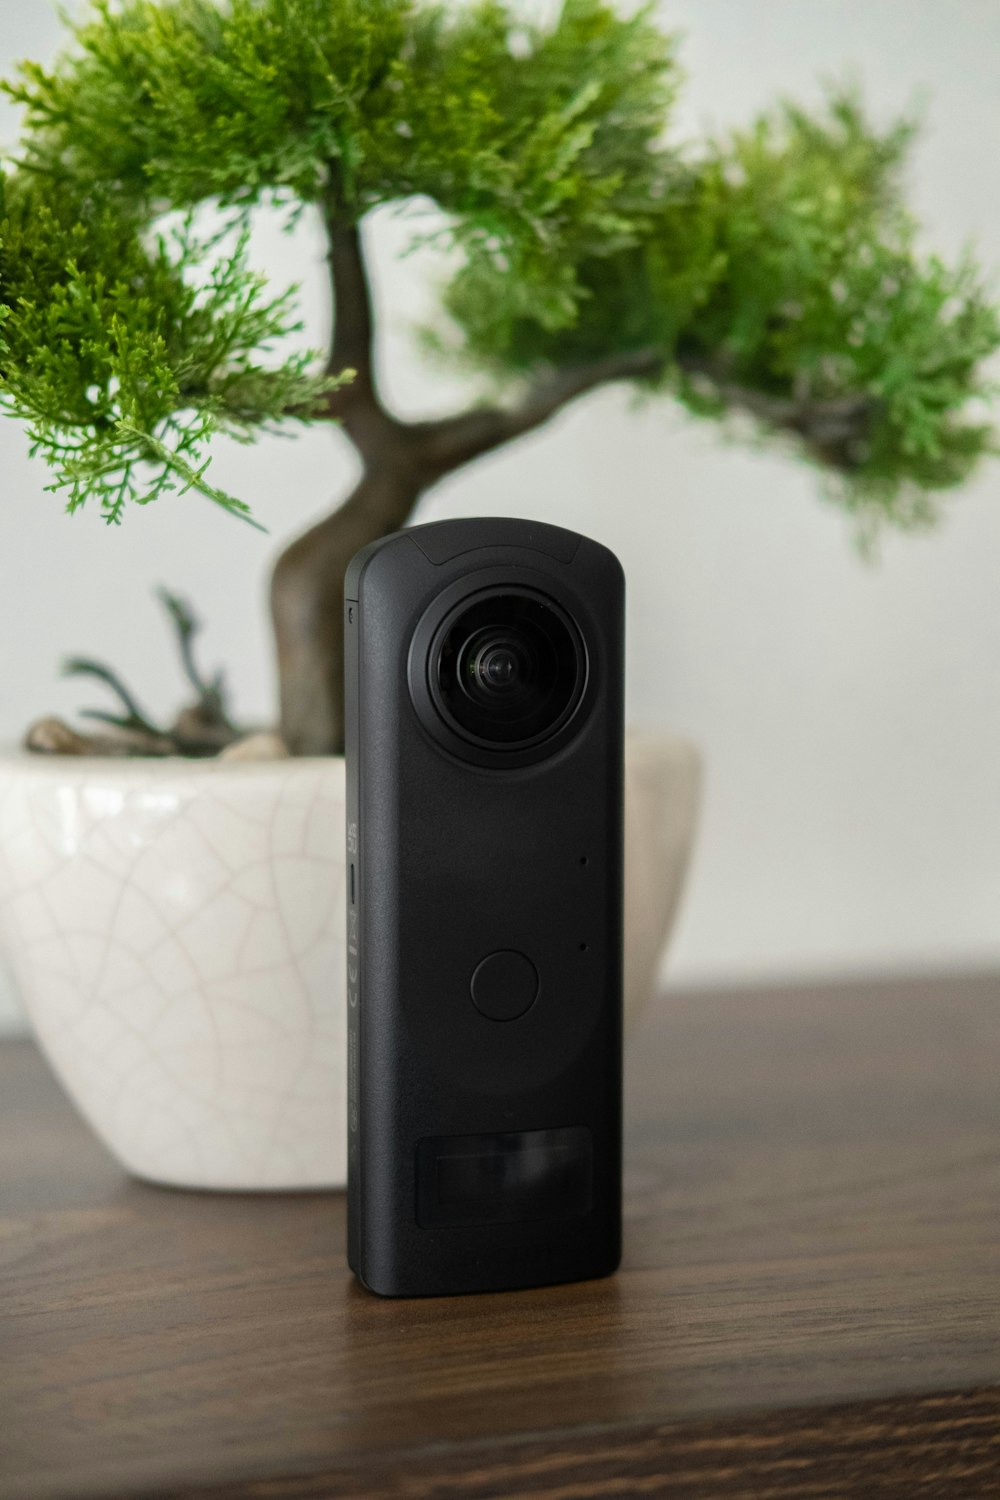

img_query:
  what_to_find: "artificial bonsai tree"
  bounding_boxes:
[1,0,997,755]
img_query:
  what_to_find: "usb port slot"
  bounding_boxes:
[350,863,356,904]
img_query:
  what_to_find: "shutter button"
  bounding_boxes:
[470,950,539,1021]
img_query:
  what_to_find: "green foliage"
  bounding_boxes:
[8,0,675,328]
[446,91,1000,527]
[7,0,408,206]
[1,0,997,532]
[686,95,1000,519]
[0,169,335,522]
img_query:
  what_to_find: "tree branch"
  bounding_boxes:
[676,350,879,471]
[325,216,375,392]
[408,346,667,478]
[404,341,878,480]
[310,227,877,486]
[319,207,404,463]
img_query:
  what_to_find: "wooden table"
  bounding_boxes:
[2,973,1000,1498]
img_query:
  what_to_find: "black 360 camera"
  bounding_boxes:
[344,517,623,1296]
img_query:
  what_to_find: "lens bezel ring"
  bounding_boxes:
[408,571,593,769]
[432,589,582,747]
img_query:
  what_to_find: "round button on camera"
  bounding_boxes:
[470,950,539,1022]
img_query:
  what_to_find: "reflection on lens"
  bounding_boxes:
[483,649,517,687]
[432,591,585,748]
[460,628,533,703]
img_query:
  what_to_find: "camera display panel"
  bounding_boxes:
[416,1126,593,1229]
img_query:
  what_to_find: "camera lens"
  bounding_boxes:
[431,591,586,749]
[485,650,516,686]
[460,630,529,703]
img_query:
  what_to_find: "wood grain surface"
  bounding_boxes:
[2,972,1000,1498]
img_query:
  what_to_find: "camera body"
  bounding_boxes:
[345,517,623,1296]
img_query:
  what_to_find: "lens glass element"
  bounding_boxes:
[432,591,585,748]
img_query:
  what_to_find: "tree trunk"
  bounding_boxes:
[270,206,672,757]
[270,466,425,755]
[268,346,671,755]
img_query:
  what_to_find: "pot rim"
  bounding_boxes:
[0,726,697,778]
[0,750,343,778]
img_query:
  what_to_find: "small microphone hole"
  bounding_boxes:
[579,942,588,952]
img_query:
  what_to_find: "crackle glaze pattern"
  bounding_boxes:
[0,759,346,1190]
[0,735,699,1191]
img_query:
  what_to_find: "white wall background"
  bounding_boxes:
[2,1,1000,1032]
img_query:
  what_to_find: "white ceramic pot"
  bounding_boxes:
[0,732,700,1191]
